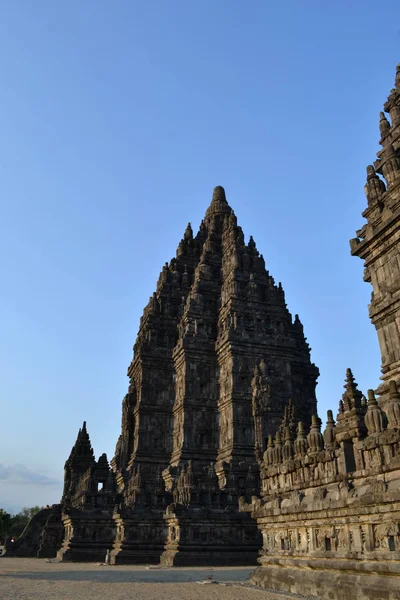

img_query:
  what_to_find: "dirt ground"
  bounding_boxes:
[0,558,304,600]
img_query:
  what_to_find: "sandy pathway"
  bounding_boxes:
[0,558,304,600]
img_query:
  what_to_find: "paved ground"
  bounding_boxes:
[0,558,303,600]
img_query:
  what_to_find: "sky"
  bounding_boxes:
[1,0,399,513]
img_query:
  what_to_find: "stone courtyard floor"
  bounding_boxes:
[0,558,314,600]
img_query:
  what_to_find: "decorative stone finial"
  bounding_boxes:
[212,185,226,201]
[293,314,304,335]
[341,368,363,412]
[67,420,95,464]
[367,389,377,406]
[335,369,367,442]
[307,414,324,454]
[364,165,386,205]
[248,235,257,251]
[264,434,275,466]
[98,453,109,468]
[367,165,376,180]
[364,389,385,435]
[273,431,283,464]
[283,426,294,461]
[184,223,193,240]
[379,112,391,137]
[323,410,337,450]
[205,186,231,220]
[294,422,308,457]
[345,368,355,386]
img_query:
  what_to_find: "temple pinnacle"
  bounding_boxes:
[205,185,232,220]
[212,186,226,201]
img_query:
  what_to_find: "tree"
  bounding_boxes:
[9,506,44,538]
[0,509,11,543]
[0,506,45,540]
[19,506,43,521]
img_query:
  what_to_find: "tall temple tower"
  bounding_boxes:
[350,62,400,406]
[107,185,318,565]
[19,186,319,565]
[113,186,318,481]
[10,63,400,581]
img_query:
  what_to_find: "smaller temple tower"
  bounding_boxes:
[350,62,400,405]
[57,422,116,562]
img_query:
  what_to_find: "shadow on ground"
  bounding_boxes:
[1,566,254,584]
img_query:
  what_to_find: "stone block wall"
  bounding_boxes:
[245,373,400,599]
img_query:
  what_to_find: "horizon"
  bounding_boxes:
[1,1,399,512]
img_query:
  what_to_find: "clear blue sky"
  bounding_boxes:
[1,1,399,513]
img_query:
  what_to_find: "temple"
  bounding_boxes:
[9,61,400,599]
[10,185,319,564]
[61,184,319,565]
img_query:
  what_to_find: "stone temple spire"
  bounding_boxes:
[112,184,319,565]
[14,183,320,566]
[205,186,232,221]
[66,421,95,464]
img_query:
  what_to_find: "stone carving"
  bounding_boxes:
[364,389,385,434]
[374,522,399,550]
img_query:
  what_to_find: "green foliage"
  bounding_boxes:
[10,505,44,537]
[0,509,11,538]
[19,506,43,521]
[0,506,44,540]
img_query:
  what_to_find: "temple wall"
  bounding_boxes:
[245,378,400,600]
